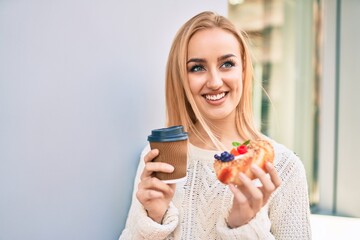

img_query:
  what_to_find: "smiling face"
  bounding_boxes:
[187,28,243,122]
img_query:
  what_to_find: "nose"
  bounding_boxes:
[206,70,223,90]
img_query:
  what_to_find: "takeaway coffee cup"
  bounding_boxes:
[147,125,188,183]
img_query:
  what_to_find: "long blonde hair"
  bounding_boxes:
[165,11,262,149]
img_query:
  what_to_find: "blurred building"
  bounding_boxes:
[228,0,360,218]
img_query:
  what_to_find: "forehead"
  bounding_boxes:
[187,28,240,58]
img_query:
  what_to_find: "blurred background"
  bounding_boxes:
[0,0,359,239]
[228,0,360,218]
[228,0,360,238]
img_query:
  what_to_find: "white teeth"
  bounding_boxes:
[205,92,226,101]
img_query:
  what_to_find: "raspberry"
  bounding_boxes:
[237,145,248,154]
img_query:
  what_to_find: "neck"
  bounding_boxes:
[189,116,245,150]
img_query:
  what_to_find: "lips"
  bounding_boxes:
[203,92,228,101]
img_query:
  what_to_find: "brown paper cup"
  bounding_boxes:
[149,139,188,183]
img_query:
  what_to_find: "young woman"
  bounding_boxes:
[120,11,312,239]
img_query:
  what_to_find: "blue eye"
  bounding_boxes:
[221,61,235,68]
[190,65,205,72]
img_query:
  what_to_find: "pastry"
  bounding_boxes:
[213,139,274,185]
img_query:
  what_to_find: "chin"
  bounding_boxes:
[205,111,234,121]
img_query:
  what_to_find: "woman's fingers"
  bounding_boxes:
[141,177,173,194]
[145,162,175,174]
[266,162,282,188]
[229,183,248,206]
[141,149,174,180]
[137,178,175,202]
[141,162,174,180]
[250,163,281,203]
[231,163,280,207]
[136,188,163,201]
[141,149,159,180]
[238,173,263,210]
[227,164,281,228]
[251,164,275,195]
[136,149,178,223]
[144,149,159,163]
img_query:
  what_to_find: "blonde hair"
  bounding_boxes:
[165,11,262,149]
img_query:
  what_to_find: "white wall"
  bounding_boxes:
[0,1,227,239]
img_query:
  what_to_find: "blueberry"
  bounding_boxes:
[216,151,235,162]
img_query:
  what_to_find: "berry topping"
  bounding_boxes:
[214,140,250,162]
[214,151,234,162]
[230,148,240,156]
[237,145,248,154]
[231,140,250,155]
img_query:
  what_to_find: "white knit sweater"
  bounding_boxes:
[120,140,312,239]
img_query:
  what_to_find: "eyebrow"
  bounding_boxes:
[186,58,205,64]
[186,54,237,64]
[218,54,237,61]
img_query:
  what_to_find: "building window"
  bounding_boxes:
[228,0,321,207]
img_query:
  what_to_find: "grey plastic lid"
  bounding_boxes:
[147,125,188,142]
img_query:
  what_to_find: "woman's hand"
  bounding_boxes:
[136,149,176,224]
[226,162,281,228]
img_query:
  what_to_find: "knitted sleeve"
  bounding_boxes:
[216,206,275,239]
[119,145,179,240]
[268,148,312,239]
